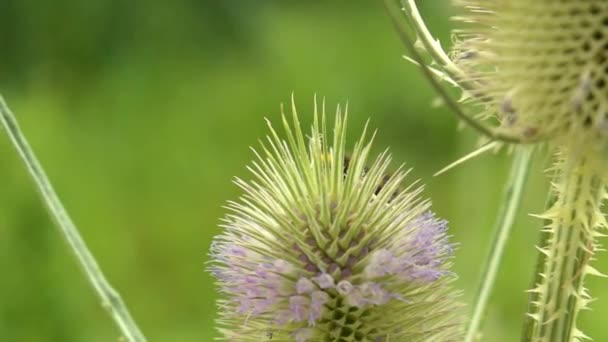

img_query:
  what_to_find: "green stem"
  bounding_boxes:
[520,177,557,342]
[524,151,604,342]
[0,96,147,342]
[464,147,534,342]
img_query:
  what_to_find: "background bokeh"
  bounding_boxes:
[0,1,606,341]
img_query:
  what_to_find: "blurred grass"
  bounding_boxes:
[1,1,607,341]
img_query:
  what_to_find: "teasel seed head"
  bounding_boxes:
[208,99,462,341]
[452,1,608,151]
[386,1,608,339]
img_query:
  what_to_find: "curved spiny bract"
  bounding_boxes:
[208,100,462,341]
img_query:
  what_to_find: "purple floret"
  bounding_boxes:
[365,211,453,283]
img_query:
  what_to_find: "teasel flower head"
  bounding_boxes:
[208,99,462,341]
[384,1,608,340]
[451,1,608,152]
[447,2,608,340]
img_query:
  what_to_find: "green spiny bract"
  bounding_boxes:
[450,2,608,341]
[208,100,462,341]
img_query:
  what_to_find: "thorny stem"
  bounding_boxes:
[521,189,556,342]
[0,95,147,342]
[465,147,534,342]
[524,151,606,342]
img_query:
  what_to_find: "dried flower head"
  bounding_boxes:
[452,1,608,150]
[208,100,461,341]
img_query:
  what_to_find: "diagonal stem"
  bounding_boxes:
[465,146,534,342]
[0,95,147,342]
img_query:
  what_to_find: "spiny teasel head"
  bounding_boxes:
[451,1,608,151]
[208,100,462,341]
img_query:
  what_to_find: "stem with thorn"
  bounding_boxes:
[520,192,556,342]
[524,150,606,342]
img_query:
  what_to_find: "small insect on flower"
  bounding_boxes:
[343,156,399,202]
[208,99,462,341]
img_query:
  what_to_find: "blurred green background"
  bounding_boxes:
[1,1,607,341]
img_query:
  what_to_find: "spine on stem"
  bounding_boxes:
[527,149,607,342]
